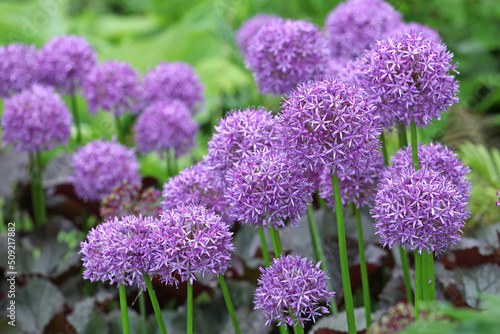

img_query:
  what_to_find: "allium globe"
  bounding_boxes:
[1,85,72,152]
[236,14,282,56]
[497,188,500,206]
[254,254,335,327]
[0,43,39,97]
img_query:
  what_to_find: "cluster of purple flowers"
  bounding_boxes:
[0,43,40,97]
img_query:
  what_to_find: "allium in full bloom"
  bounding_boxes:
[245,19,330,95]
[83,60,143,115]
[277,77,381,174]
[371,167,469,255]
[497,188,500,207]
[254,254,335,327]
[1,85,71,152]
[225,150,314,229]
[325,0,403,60]
[38,35,97,94]
[0,43,39,97]
[71,139,141,201]
[153,205,233,285]
[142,61,204,112]
[236,14,282,56]
[134,99,198,155]
[360,30,459,128]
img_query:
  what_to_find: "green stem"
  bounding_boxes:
[29,153,40,226]
[398,124,409,147]
[279,325,289,334]
[414,251,422,320]
[144,274,168,334]
[166,149,171,179]
[380,131,389,166]
[187,282,193,334]
[422,251,430,301]
[269,227,284,256]
[139,292,148,334]
[218,274,242,334]
[410,121,419,170]
[399,246,414,304]
[71,94,82,145]
[35,152,46,224]
[331,171,356,334]
[293,324,304,334]
[354,204,371,329]
[429,252,436,301]
[119,284,130,334]
[258,226,271,266]
[115,114,124,144]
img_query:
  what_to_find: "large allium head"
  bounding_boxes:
[245,19,330,95]
[205,107,278,175]
[360,31,459,127]
[83,60,142,115]
[277,77,381,174]
[80,215,160,289]
[225,150,314,229]
[381,142,471,199]
[325,0,403,60]
[0,43,39,97]
[38,35,97,94]
[371,167,469,255]
[1,85,71,152]
[154,204,233,285]
[142,61,204,113]
[71,139,141,201]
[134,99,198,155]
[254,254,335,327]
[236,14,282,56]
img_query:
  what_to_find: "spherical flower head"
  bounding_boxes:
[254,254,335,327]
[325,0,403,60]
[80,215,160,289]
[38,35,97,94]
[381,142,471,199]
[245,19,330,95]
[83,60,143,115]
[360,30,459,127]
[71,139,141,201]
[142,61,204,113]
[134,99,198,155]
[497,188,500,207]
[236,14,282,56]
[225,150,314,229]
[0,43,39,97]
[392,22,441,43]
[1,84,72,152]
[205,106,278,175]
[371,167,470,255]
[154,205,234,285]
[277,77,382,174]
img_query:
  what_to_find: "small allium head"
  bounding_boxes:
[236,14,282,56]
[71,139,141,201]
[154,204,234,285]
[142,61,204,113]
[254,254,335,327]
[277,77,381,174]
[134,99,198,155]
[360,30,459,127]
[496,188,500,206]
[0,43,39,97]
[1,85,71,152]
[225,150,314,229]
[80,215,160,289]
[38,35,97,94]
[245,19,329,95]
[83,60,142,115]
[325,0,403,60]
[392,22,441,43]
[371,167,469,255]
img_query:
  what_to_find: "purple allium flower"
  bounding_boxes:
[496,188,500,207]
[371,167,469,255]
[38,35,97,94]
[225,150,314,229]
[277,77,382,174]
[236,14,282,56]
[0,43,39,97]
[80,215,161,289]
[319,153,384,208]
[381,143,471,199]
[154,204,233,285]
[205,107,278,176]
[82,60,143,115]
[360,31,459,128]
[71,139,141,201]
[134,99,198,155]
[254,254,335,327]
[325,0,403,60]
[142,61,204,113]
[392,23,441,43]
[245,19,330,95]
[1,85,71,152]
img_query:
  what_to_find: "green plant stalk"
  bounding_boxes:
[187,282,193,334]
[414,251,422,320]
[293,324,304,334]
[399,124,409,147]
[71,94,82,145]
[422,251,430,301]
[354,204,371,329]
[29,153,41,226]
[380,131,389,165]
[399,247,414,304]
[115,114,124,144]
[331,171,356,334]
[119,284,130,334]
[36,152,46,224]
[428,252,436,301]
[410,121,420,170]
[139,292,147,334]
[279,325,289,334]
[144,274,168,334]
[218,274,242,334]
[258,226,271,266]
[30,152,46,225]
